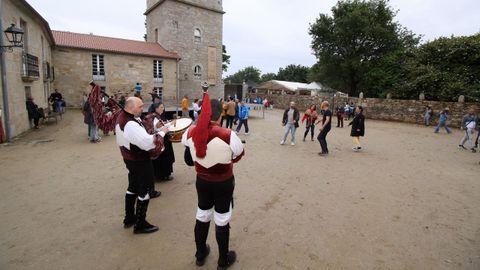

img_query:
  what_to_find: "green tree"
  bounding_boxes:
[392,34,480,101]
[309,0,419,96]
[276,64,310,83]
[224,66,261,84]
[222,45,231,72]
[260,73,277,83]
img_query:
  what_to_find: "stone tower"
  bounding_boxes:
[145,0,224,101]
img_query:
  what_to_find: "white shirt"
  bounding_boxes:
[119,117,165,151]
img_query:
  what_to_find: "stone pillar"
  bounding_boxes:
[359,92,364,99]
[419,93,425,100]
[458,95,465,103]
[386,93,392,99]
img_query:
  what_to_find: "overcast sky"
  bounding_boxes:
[28,0,480,76]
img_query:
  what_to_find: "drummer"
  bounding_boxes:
[143,102,176,182]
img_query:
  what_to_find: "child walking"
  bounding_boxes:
[348,106,365,151]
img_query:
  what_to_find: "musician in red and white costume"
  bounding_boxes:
[182,82,245,270]
[115,97,167,234]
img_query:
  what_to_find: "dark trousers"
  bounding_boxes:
[303,124,314,140]
[236,119,249,133]
[317,126,331,153]
[195,176,235,263]
[476,131,480,148]
[226,115,234,129]
[123,159,154,197]
[337,113,344,127]
[196,176,234,214]
[30,117,39,127]
[220,116,225,127]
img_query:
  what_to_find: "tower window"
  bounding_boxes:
[194,65,202,80]
[194,28,201,42]
[153,60,163,82]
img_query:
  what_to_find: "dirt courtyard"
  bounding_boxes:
[0,108,479,270]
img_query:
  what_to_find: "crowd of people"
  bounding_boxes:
[281,100,365,155]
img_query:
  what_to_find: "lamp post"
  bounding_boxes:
[1,20,25,142]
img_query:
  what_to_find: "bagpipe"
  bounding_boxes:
[88,85,122,133]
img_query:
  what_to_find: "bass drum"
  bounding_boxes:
[168,118,193,142]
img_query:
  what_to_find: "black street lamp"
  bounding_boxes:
[2,24,24,51]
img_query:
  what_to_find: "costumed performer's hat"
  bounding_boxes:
[192,81,211,158]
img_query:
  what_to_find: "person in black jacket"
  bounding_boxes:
[26,96,41,129]
[317,101,332,155]
[348,106,365,151]
[281,101,300,146]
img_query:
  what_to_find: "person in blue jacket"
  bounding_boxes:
[235,101,249,135]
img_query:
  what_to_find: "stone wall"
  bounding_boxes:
[146,0,224,101]
[1,0,54,138]
[53,48,178,107]
[247,94,480,128]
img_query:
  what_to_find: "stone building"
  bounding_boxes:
[0,0,55,139]
[52,31,179,107]
[145,0,224,100]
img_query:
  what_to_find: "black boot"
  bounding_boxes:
[216,224,236,270]
[133,199,159,234]
[149,190,161,199]
[195,220,211,266]
[123,193,137,228]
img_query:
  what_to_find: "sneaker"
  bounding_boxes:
[352,147,359,152]
[291,142,295,146]
[302,138,306,142]
[318,152,328,156]
[458,145,466,150]
[245,132,249,135]
[472,148,477,153]
[280,140,285,145]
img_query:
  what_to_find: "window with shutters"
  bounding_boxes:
[92,54,105,80]
[153,60,163,83]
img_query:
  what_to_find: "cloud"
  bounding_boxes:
[26,0,480,77]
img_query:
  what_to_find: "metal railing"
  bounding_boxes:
[22,53,40,79]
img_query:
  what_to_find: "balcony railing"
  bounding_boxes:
[153,77,163,83]
[22,53,40,81]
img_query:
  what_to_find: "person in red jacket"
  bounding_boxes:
[182,82,245,270]
[301,104,319,141]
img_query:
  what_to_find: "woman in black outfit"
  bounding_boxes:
[143,103,176,182]
[348,106,365,151]
[317,101,332,155]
